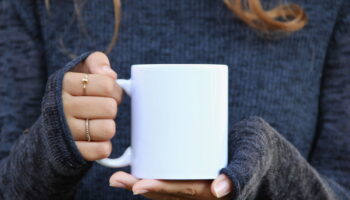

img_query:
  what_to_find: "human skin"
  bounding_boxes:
[63,52,233,199]
[63,52,122,161]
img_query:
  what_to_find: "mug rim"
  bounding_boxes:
[131,64,228,69]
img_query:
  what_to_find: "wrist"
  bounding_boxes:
[220,116,275,199]
[41,52,93,174]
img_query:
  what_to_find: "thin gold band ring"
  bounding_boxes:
[85,119,91,142]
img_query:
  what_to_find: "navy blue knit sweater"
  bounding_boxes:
[0,0,349,199]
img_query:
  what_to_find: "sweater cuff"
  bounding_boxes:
[218,116,274,200]
[41,52,92,174]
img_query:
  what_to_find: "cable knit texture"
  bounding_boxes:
[0,0,349,199]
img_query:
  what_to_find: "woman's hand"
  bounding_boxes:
[109,171,233,199]
[62,52,123,161]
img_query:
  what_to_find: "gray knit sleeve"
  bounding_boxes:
[0,54,92,200]
[0,1,92,199]
[220,116,349,200]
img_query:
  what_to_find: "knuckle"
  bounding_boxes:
[98,142,112,158]
[102,78,115,97]
[103,120,116,139]
[115,85,123,103]
[103,98,117,117]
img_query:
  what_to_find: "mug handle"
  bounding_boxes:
[95,79,133,168]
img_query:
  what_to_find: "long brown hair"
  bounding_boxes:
[224,0,307,32]
[46,0,307,54]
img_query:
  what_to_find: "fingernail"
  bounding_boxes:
[214,177,230,198]
[133,189,148,195]
[101,66,117,78]
[109,181,127,188]
[101,65,115,73]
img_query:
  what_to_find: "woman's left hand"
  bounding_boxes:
[109,171,233,199]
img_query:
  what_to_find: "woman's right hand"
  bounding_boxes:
[62,52,123,161]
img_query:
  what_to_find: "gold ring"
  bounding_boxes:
[81,74,89,95]
[85,119,91,142]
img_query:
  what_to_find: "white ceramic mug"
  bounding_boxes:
[97,64,228,179]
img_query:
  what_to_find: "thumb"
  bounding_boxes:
[211,174,233,198]
[84,51,117,79]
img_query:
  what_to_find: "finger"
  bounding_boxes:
[63,72,122,103]
[84,51,117,79]
[142,192,186,200]
[72,52,117,79]
[132,179,214,199]
[211,174,233,199]
[109,174,187,200]
[109,171,139,190]
[76,141,112,161]
[64,94,117,119]
[68,118,116,141]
